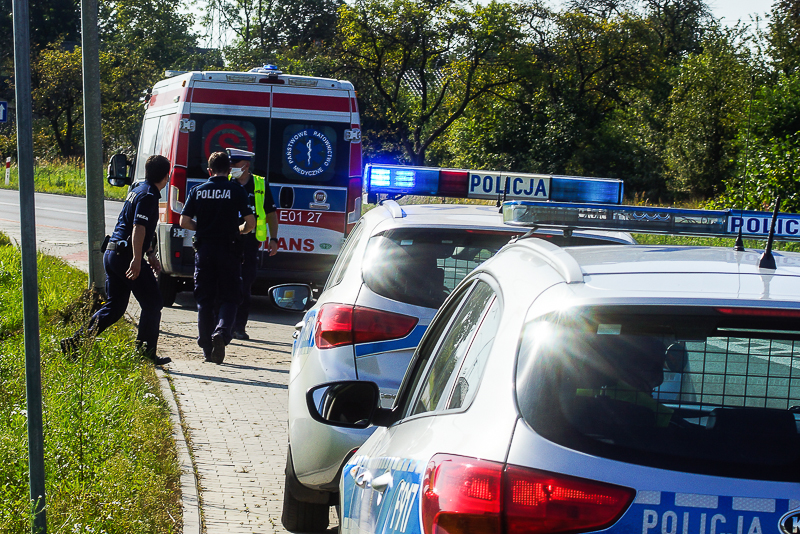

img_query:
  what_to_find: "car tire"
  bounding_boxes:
[158,272,178,307]
[281,472,330,532]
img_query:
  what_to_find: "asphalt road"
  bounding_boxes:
[0,188,121,271]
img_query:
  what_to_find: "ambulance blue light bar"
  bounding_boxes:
[502,200,800,241]
[364,164,624,205]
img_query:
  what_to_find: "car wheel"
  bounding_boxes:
[281,472,330,532]
[158,272,178,307]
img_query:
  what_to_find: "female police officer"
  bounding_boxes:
[61,154,171,365]
[180,151,255,364]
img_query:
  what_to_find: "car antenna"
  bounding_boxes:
[758,196,780,270]
[497,176,509,212]
[734,74,756,252]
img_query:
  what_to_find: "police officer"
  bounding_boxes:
[179,151,255,364]
[227,148,279,340]
[61,154,171,365]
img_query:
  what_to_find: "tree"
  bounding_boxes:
[765,0,800,75]
[711,72,800,211]
[664,29,752,198]
[99,0,201,71]
[206,0,341,68]
[0,0,81,102]
[335,0,523,166]
[435,2,667,186]
[31,44,84,157]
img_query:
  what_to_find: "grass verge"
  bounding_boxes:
[0,159,128,200]
[0,232,181,533]
[632,233,800,252]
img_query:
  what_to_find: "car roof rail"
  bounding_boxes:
[514,238,585,284]
[379,199,406,218]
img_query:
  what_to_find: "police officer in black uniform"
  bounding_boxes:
[227,148,279,340]
[180,151,255,364]
[61,154,171,365]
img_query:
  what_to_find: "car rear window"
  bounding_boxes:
[516,306,800,481]
[361,228,518,309]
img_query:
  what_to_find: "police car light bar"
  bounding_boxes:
[364,164,624,205]
[502,200,800,242]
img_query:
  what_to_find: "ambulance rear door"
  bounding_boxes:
[265,83,356,274]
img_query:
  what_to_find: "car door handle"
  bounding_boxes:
[292,321,304,340]
[351,466,371,488]
[371,472,392,493]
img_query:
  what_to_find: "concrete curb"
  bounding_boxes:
[157,368,202,534]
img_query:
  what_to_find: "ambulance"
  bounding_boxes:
[107,65,363,305]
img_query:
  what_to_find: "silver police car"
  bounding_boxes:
[271,186,633,532]
[307,200,800,534]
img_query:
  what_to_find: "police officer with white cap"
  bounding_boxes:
[179,151,255,364]
[227,148,279,340]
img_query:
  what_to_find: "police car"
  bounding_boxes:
[270,165,634,531]
[306,199,800,534]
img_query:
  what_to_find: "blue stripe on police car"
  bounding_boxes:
[614,492,796,534]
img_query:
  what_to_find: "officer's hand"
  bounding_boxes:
[269,240,278,256]
[148,254,162,275]
[126,259,141,280]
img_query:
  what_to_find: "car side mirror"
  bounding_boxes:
[107,153,133,187]
[306,381,398,429]
[269,283,313,312]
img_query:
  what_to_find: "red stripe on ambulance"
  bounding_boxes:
[191,88,271,108]
[272,93,350,113]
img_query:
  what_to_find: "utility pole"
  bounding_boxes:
[12,0,47,529]
[81,0,105,293]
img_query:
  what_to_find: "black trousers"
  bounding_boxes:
[194,241,243,349]
[81,248,162,353]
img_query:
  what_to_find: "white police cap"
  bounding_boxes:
[227,148,255,162]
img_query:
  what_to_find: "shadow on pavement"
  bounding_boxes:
[223,362,290,373]
[166,368,289,389]
[169,293,305,328]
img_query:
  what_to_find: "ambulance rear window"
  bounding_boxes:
[516,306,800,481]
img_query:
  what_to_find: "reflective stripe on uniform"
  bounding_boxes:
[253,174,267,242]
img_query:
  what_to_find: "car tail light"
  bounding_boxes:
[504,465,635,534]
[316,304,354,348]
[421,455,634,534]
[315,304,418,349]
[422,454,503,534]
[353,307,418,344]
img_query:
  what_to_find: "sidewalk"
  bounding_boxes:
[157,294,339,533]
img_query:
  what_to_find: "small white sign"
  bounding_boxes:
[4,157,9,185]
[467,170,550,200]
[728,214,800,238]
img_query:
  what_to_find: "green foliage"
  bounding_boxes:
[765,0,800,75]
[664,28,753,198]
[210,0,342,67]
[336,0,523,165]
[0,238,180,533]
[99,0,199,71]
[708,71,800,212]
[632,232,800,252]
[31,45,84,158]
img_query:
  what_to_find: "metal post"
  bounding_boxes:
[81,0,105,293]
[12,0,47,529]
